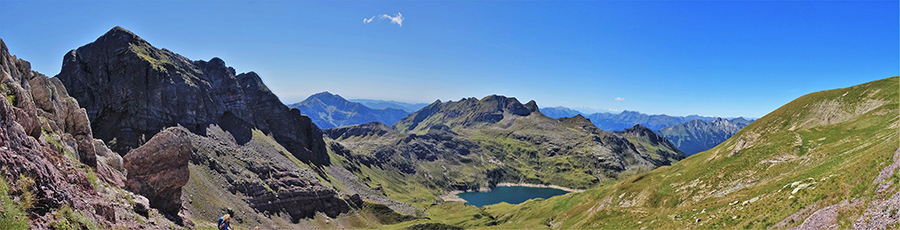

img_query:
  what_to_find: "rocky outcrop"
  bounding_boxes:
[1,38,180,229]
[123,127,191,216]
[324,121,398,140]
[55,26,328,165]
[182,122,362,225]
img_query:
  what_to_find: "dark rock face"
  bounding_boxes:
[55,26,328,165]
[123,127,191,216]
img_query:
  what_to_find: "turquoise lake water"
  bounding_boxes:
[456,186,569,207]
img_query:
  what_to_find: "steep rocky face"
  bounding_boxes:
[123,127,191,217]
[55,26,328,165]
[182,121,362,226]
[656,117,754,155]
[1,38,181,229]
[289,91,410,129]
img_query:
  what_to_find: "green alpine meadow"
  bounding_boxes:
[0,1,897,229]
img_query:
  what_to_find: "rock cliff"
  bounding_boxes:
[1,38,182,228]
[55,26,328,165]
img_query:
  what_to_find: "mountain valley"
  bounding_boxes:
[0,26,896,230]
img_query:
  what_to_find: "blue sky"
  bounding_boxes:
[1,1,896,118]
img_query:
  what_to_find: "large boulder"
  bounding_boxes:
[123,127,191,216]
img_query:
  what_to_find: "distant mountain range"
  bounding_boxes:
[584,110,723,131]
[349,99,429,113]
[295,95,755,156]
[539,107,755,155]
[539,106,583,118]
[539,106,746,131]
[656,117,755,155]
[288,92,410,129]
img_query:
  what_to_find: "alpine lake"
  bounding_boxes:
[456,186,569,207]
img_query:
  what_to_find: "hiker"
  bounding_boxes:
[218,214,234,230]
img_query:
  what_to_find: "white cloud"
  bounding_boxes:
[614,97,625,101]
[363,12,404,27]
[381,13,404,27]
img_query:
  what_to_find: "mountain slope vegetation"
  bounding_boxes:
[290,92,411,129]
[326,95,686,208]
[420,76,898,229]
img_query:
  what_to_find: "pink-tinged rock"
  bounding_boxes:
[123,127,191,215]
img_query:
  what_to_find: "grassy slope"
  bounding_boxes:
[183,126,412,229]
[329,110,686,212]
[442,76,900,229]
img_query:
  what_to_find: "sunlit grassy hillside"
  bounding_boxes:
[395,76,898,229]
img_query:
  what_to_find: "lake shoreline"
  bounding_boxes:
[439,183,585,203]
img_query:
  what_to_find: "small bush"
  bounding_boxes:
[0,174,29,229]
[53,205,100,230]
[84,167,99,189]
[15,174,35,210]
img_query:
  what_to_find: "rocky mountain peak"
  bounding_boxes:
[306,91,349,105]
[96,26,150,47]
[558,114,603,133]
[625,124,651,132]
[55,26,329,165]
[393,94,546,132]
[478,94,536,116]
[524,100,539,112]
[559,114,591,124]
